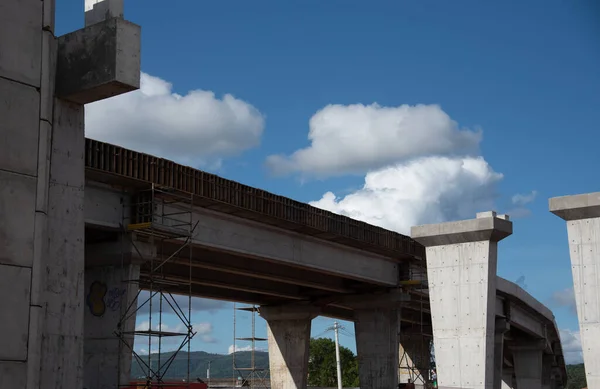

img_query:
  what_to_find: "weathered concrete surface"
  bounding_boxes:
[85,264,140,389]
[411,211,512,389]
[38,99,86,389]
[261,306,318,389]
[354,308,399,389]
[56,17,140,104]
[0,0,42,87]
[550,192,600,389]
[0,266,32,361]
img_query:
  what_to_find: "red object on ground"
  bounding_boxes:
[127,382,207,389]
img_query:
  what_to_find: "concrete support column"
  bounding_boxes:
[259,305,319,389]
[412,211,512,389]
[83,238,151,389]
[550,192,600,388]
[354,307,400,389]
[541,355,554,389]
[399,331,430,384]
[501,367,515,389]
[494,318,510,389]
[511,341,544,389]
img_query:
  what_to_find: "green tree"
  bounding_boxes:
[308,337,360,387]
[566,363,586,389]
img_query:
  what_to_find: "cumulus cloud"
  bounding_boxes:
[266,103,481,177]
[86,72,265,167]
[551,287,578,314]
[560,329,584,364]
[512,190,538,206]
[228,344,266,354]
[310,156,502,234]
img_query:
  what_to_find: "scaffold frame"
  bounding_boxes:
[115,183,197,388]
[232,303,270,388]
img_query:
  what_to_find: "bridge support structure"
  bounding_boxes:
[550,192,600,389]
[509,340,545,389]
[0,0,139,388]
[259,304,319,389]
[412,211,512,389]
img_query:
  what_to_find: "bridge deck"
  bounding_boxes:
[84,138,425,262]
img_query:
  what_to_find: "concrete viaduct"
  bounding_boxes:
[0,0,590,388]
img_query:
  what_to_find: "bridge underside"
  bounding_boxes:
[86,226,431,327]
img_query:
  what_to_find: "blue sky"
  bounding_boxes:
[62,0,599,365]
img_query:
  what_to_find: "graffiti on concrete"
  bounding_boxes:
[87,281,107,316]
[106,287,126,312]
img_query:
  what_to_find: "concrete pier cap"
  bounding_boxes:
[549,191,600,221]
[411,210,512,246]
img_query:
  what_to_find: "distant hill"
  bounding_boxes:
[132,353,586,388]
[131,350,269,380]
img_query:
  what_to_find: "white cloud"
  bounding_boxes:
[266,103,481,177]
[560,329,584,364]
[228,344,266,354]
[511,190,538,206]
[86,72,265,167]
[551,287,577,314]
[310,156,503,235]
[193,322,213,335]
[201,335,218,343]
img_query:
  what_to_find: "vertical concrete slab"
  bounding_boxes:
[0,265,32,361]
[260,305,318,389]
[0,361,27,389]
[84,263,140,389]
[38,98,86,389]
[511,344,543,389]
[412,211,512,389]
[550,192,600,389]
[399,331,430,384]
[0,0,42,86]
[0,77,41,177]
[354,308,399,389]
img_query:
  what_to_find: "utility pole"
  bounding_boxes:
[334,321,342,389]
[207,360,211,387]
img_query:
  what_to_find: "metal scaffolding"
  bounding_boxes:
[232,303,269,388]
[115,183,197,387]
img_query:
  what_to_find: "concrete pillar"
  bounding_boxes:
[501,367,515,389]
[510,340,545,389]
[0,0,140,387]
[354,307,400,389]
[83,238,151,389]
[259,305,318,389]
[494,318,510,389]
[550,192,600,389]
[412,211,513,389]
[399,331,430,384]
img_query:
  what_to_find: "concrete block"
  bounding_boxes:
[0,361,27,389]
[56,18,141,104]
[0,0,42,87]
[0,77,41,177]
[0,170,36,267]
[412,211,512,247]
[40,30,57,123]
[0,265,32,361]
[550,192,600,221]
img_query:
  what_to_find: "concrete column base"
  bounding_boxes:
[260,305,318,389]
[84,263,140,389]
[354,308,399,389]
